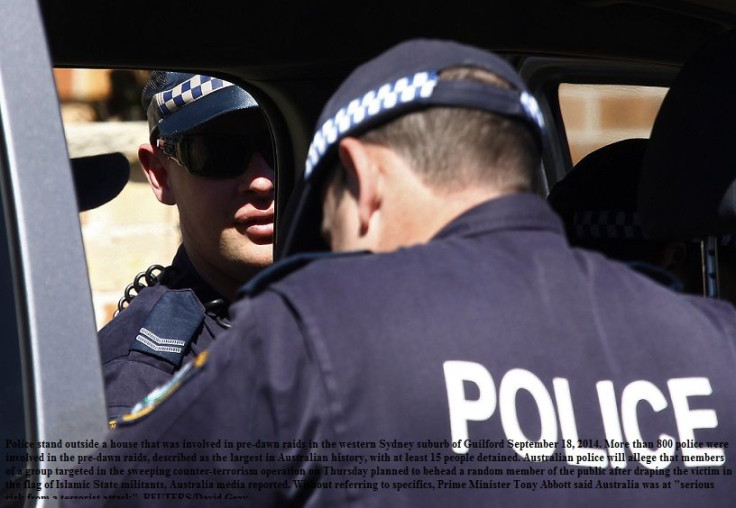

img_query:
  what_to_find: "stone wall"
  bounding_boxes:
[58,69,181,329]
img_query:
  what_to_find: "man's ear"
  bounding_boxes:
[337,137,381,233]
[139,144,176,205]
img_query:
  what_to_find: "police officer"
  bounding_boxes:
[98,72,275,420]
[72,40,736,506]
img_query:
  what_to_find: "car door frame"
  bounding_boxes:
[0,0,107,505]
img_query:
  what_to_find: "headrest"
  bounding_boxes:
[639,30,736,240]
[549,139,648,243]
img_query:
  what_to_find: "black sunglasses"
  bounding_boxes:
[156,130,274,179]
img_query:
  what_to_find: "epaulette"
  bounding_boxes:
[128,290,205,368]
[237,250,370,298]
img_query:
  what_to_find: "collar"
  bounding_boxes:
[169,246,226,306]
[432,193,565,241]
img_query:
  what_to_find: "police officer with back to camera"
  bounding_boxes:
[98,72,275,421]
[72,40,736,507]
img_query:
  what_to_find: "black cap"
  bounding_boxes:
[278,38,545,258]
[142,72,259,140]
[72,152,130,211]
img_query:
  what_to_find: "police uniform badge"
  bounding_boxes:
[108,350,209,429]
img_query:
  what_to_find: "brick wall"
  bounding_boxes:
[559,84,667,165]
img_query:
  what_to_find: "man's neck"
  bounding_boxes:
[378,181,514,252]
[182,248,261,303]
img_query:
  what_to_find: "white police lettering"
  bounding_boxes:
[554,378,608,467]
[668,378,724,466]
[499,369,557,459]
[621,380,675,469]
[596,380,627,468]
[442,361,725,469]
[443,361,496,454]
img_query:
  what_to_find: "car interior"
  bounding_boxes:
[2,0,736,505]
[638,28,736,301]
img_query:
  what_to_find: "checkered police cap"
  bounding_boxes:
[305,39,545,180]
[142,71,259,139]
[278,38,546,258]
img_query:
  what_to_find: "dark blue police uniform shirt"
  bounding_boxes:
[73,194,736,507]
[98,246,229,420]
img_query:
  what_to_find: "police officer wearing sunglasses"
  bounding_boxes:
[97,72,275,423]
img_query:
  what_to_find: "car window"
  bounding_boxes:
[57,68,277,330]
[558,83,668,165]
[57,68,182,329]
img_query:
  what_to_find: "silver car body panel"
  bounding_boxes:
[0,0,107,505]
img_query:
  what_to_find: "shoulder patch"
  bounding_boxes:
[110,350,209,428]
[129,290,205,368]
[237,250,371,298]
